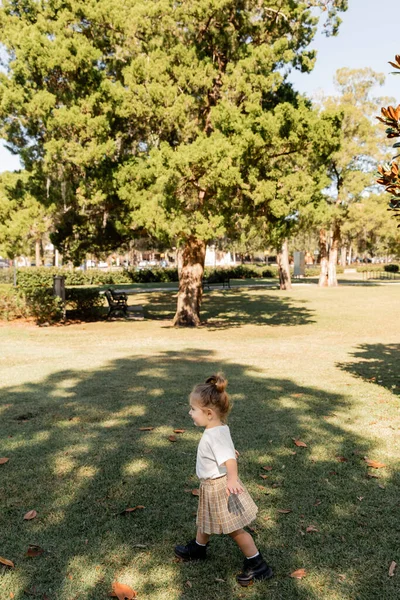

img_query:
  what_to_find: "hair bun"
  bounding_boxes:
[206,373,227,393]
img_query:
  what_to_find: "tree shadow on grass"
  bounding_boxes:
[0,350,399,599]
[336,343,400,396]
[140,290,315,330]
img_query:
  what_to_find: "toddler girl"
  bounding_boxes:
[174,374,273,586]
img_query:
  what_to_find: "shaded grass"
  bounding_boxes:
[0,286,399,599]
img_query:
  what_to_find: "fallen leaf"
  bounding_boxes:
[389,561,396,577]
[138,427,154,431]
[289,450,297,455]
[174,429,185,434]
[132,544,147,548]
[26,545,44,557]
[260,474,269,480]
[120,506,145,515]
[185,581,192,588]
[109,581,137,599]
[10,593,14,598]
[0,457,9,465]
[293,393,303,397]
[357,496,364,501]
[191,489,200,496]
[271,483,281,488]
[0,557,14,568]
[378,484,385,490]
[262,466,273,471]
[168,435,177,442]
[338,574,346,582]
[290,568,307,579]
[277,509,292,514]
[306,525,318,533]
[366,473,379,479]
[215,577,226,583]
[24,510,37,520]
[364,458,386,469]
[293,439,307,448]
[314,499,322,506]
[336,456,348,462]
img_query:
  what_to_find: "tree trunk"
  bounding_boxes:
[172,237,206,327]
[340,245,347,267]
[35,238,42,267]
[328,221,340,286]
[277,239,292,290]
[318,228,328,287]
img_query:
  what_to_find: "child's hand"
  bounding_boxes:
[235,449,240,459]
[226,478,244,496]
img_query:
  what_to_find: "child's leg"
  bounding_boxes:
[228,528,258,557]
[196,530,210,545]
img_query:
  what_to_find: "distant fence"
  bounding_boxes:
[363,270,400,281]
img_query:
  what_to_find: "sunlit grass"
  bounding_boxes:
[0,285,399,599]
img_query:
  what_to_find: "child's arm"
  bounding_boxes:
[225,458,244,496]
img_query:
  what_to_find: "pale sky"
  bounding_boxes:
[1,0,399,173]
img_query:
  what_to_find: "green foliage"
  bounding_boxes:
[65,288,103,318]
[384,263,399,273]
[0,287,28,320]
[0,0,347,263]
[0,268,13,284]
[24,288,64,324]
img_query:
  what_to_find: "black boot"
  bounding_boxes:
[236,552,273,586]
[174,539,208,561]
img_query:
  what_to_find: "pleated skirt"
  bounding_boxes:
[196,475,258,535]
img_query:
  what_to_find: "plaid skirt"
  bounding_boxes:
[196,475,258,535]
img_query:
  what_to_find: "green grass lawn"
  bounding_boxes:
[0,285,399,600]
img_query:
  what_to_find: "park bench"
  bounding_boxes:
[104,289,144,320]
[202,275,231,290]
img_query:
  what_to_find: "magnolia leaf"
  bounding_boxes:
[23,510,37,520]
[260,474,269,480]
[293,439,307,448]
[290,568,307,579]
[306,525,318,533]
[0,557,15,568]
[262,466,273,471]
[168,435,177,442]
[364,458,386,469]
[389,561,396,577]
[277,509,292,514]
[109,582,137,599]
[0,457,9,465]
[191,488,200,496]
[138,427,154,431]
[173,429,185,433]
[26,545,44,557]
[120,506,145,515]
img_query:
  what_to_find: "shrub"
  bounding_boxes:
[24,287,64,324]
[0,268,14,285]
[261,267,279,278]
[0,287,29,321]
[66,288,103,318]
[384,264,399,273]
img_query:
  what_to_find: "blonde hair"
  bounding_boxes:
[191,373,231,422]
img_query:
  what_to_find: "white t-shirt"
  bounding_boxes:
[196,425,236,480]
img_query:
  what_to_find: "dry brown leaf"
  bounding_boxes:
[168,435,177,442]
[0,457,9,465]
[191,488,200,496]
[293,439,307,448]
[10,593,14,599]
[338,574,346,582]
[306,525,318,533]
[262,466,273,471]
[0,557,14,568]
[260,475,269,480]
[336,456,348,462]
[290,568,307,579]
[277,509,292,514]
[26,545,44,557]
[174,429,185,434]
[292,393,303,397]
[357,496,364,501]
[215,577,226,583]
[109,581,137,599]
[364,458,386,469]
[314,499,322,506]
[378,484,385,490]
[24,510,37,520]
[185,581,192,588]
[120,506,145,515]
[366,473,380,479]
[389,561,396,577]
[138,427,154,431]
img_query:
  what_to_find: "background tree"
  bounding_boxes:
[314,68,389,286]
[0,0,348,325]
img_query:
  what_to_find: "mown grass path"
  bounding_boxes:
[0,286,399,599]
